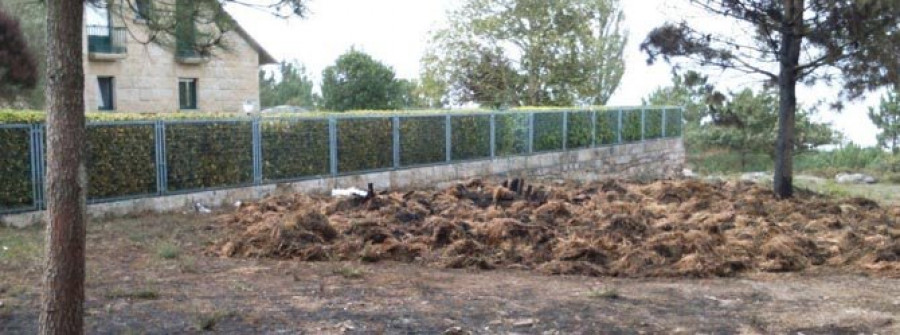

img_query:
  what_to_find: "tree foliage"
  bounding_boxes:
[423,0,627,108]
[321,49,406,111]
[0,5,38,104]
[259,61,315,109]
[641,0,900,197]
[869,91,900,154]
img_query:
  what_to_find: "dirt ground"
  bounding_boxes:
[1,181,899,334]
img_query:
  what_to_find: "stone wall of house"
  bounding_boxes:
[82,16,262,113]
[2,138,685,228]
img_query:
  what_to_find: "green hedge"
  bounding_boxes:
[165,122,253,191]
[495,113,529,156]
[87,124,157,199]
[337,118,393,173]
[0,127,33,210]
[451,115,491,161]
[645,109,664,139]
[622,109,642,142]
[664,108,683,137]
[566,111,592,149]
[596,110,619,145]
[534,112,564,152]
[401,116,446,166]
[261,119,330,180]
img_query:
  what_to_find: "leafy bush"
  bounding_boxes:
[596,110,619,145]
[261,119,330,181]
[534,112,564,152]
[644,108,663,139]
[337,118,392,173]
[566,111,592,149]
[165,122,253,191]
[400,116,446,166]
[622,109,642,142]
[495,112,529,156]
[0,126,33,210]
[87,124,156,199]
[664,108,683,137]
[451,115,491,160]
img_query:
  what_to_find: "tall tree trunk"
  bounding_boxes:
[39,0,86,334]
[774,0,804,199]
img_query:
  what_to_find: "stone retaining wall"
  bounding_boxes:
[2,138,684,228]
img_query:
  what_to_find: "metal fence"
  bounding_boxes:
[0,107,683,214]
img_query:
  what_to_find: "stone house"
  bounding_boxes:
[83,1,275,113]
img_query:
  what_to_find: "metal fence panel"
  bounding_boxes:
[622,109,643,142]
[665,108,684,137]
[337,118,393,173]
[495,112,529,157]
[595,110,618,145]
[400,115,446,167]
[450,114,491,161]
[566,110,592,149]
[0,126,35,213]
[644,108,664,140]
[533,112,564,152]
[164,121,254,192]
[86,123,157,201]
[261,119,330,181]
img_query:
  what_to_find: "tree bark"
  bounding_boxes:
[774,0,804,199]
[39,0,87,334]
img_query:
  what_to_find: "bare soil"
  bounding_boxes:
[1,178,898,334]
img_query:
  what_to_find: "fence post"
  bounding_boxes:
[29,125,41,210]
[251,118,262,184]
[591,109,597,148]
[392,116,400,169]
[641,107,646,142]
[562,110,568,151]
[662,108,668,138]
[528,112,535,154]
[155,121,168,194]
[617,109,623,144]
[329,117,338,176]
[489,113,496,159]
[445,114,452,162]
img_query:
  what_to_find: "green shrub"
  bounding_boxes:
[495,112,529,156]
[87,124,157,199]
[566,111,592,149]
[261,119,330,181]
[596,110,619,145]
[450,115,491,160]
[644,108,664,139]
[534,112,564,152]
[165,122,253,191]
[622,109,642,142]
[400,116,446,166]
[664,108,683,137]
[337,118,392,173]
[0,126,33,209]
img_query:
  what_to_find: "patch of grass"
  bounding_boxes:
[155,241,180,260]
[195,310,235,331]
[105,288,160,301]
[0,226,43,269]
[332,266,365,279]
[586,287,621,300]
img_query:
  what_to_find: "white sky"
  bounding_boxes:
[228,0,882,147]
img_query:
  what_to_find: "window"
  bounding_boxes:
[179,78,198,110]
[97,77,115,111]
[134,0,151,21]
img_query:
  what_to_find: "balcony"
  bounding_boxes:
[87,25,127,61]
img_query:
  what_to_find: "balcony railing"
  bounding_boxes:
[87,25,127,55]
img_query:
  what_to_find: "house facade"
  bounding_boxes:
[82,1,275,113]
